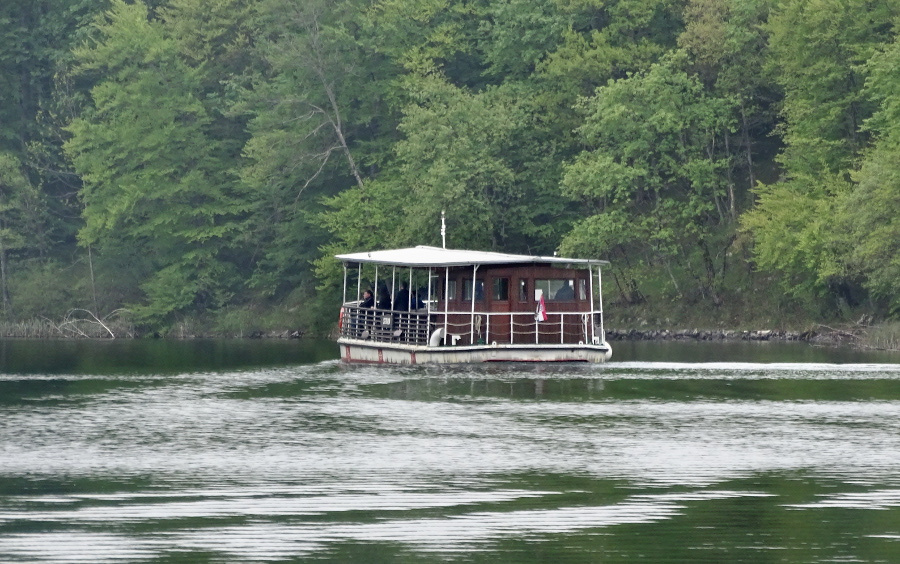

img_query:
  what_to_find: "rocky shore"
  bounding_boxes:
[605,327,860,346]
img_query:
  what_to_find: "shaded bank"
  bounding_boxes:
[3,315,898,353]
[607,323,900,351]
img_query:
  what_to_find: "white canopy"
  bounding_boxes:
[335,246,608,268]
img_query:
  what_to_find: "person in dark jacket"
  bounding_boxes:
[394,282,410,311]
[376,287,391,310]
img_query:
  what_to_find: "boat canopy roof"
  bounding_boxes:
[336,246,608,268]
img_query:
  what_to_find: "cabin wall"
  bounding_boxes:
[432,264,595,345]
[435,265,591,311]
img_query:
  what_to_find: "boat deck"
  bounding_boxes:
[339,304,604,347]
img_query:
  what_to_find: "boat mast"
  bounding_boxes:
[442,210,449,344]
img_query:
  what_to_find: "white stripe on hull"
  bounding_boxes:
[338,338,612,364]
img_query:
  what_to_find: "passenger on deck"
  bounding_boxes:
[376,287,391,310]
[411,287,425,310]
[360,289,375,308]
[554,281,575,300]
[394,282,410,311]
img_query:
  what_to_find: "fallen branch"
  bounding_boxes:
[817,324,860,339]
[58,309,133,339]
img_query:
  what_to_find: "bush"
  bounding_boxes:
[861,323,900,351]
[6,260,85,320]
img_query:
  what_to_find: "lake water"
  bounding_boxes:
[1,339,900,563]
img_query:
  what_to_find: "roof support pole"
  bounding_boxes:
[443,267,450,345]
[470,265,479,345]
[589,265,596,344]
[391,267,396,310]
[342,264,348,304]
[356,263,362,303]
[598,266,605,343]
[426,267,432,313]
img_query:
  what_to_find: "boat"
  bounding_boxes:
[334,246,612,364]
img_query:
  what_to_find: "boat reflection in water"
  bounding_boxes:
[335,246,612,364]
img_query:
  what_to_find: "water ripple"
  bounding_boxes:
[3,352,900,562]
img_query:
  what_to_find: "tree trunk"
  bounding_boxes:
[741,103,755,192]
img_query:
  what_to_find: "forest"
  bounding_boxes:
[1,0,898,338]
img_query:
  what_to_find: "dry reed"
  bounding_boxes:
[0,310,135,339]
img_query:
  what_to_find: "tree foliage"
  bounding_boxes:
[742,0,899,314]
[765,0,897,176]
[841,36,900,314]
[65,0,249,323]
[561,53,736,302]
[0,153,47,315]
[0,0,898,330]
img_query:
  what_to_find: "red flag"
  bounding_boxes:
[535,295,548,322]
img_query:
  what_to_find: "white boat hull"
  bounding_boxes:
[337,338,612,364]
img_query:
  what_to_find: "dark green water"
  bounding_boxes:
[1,339,899,563]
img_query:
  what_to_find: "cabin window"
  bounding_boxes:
[493,278,509,301]
[463,279,484,301]
[444,279,457,301]
[519,279,528,302]
[535,279,579,301]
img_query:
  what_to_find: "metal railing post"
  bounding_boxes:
[560,313,564,344]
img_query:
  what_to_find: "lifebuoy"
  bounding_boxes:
[337,307,344,331]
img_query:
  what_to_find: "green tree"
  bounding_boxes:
[560,52,735,304]
[743,0,898,309]
[478,0,569,80]
[318,74,527,254]
[235,0,400,298]
[742,173,851,302]
[0,0,107,264]
[65,0,248,325]
[841,36,900,316]
[394,76,525,250]
[678,0,776,213]
[765,0,897,176]
[540,0,685,97]
[161,0,255,164]
[0,153,46,315]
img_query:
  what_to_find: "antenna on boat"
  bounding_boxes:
[441,210,447,249]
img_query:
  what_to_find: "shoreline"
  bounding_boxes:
[1,320,897,352]
[605,326,894,350]
[607,328,823,343]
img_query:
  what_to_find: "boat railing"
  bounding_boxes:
[339,305,432,345]
[339,304,605,347]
